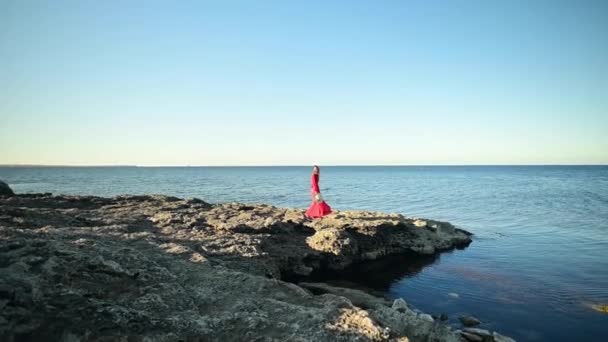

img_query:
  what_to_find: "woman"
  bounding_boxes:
[306,165,332,218]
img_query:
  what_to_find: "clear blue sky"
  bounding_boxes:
[1,0,607,165]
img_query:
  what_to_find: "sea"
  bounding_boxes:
[1,165,607,341]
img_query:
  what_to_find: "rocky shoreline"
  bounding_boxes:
[0,185,515,341]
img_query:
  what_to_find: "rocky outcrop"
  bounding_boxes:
[0,180,13,197]
[0,193,483,341]
[303,212,471,270]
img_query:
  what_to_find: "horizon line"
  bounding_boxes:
[1,163,607,168]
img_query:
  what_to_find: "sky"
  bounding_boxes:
[1,0,607,166]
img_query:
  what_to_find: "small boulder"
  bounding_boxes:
[458,314,481,327]
[0,180,14,197]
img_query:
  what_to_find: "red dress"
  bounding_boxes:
[306,173,332,218]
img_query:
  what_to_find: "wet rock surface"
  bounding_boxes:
[0,192,508,341]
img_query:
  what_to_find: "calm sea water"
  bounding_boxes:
[1,166,607,341]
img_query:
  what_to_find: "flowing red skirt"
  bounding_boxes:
[306,200,332,218]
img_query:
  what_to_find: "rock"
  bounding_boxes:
[0,180,14,196]
[418,313,434,322]
[392,298,408,312]
[439,313,448,321]
[160,242,191,255]
[306,228,359,258]
[372,306,462,342]
[324,305,390,340]
[189,252,208,263]
[186,197,211,207]
[298,282,390,309]
[428,223,440,232]
[493,331,517,342]
[463,327,493,338]
[460,331,484,341]
[0,193,475,341]
[411,244,435,254]
[413,219,427,228]
[87,255,132,277]
[459,314,481,327]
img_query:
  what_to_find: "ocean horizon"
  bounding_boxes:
[2,164,607,167]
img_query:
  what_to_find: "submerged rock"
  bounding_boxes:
[459,314,481,327]
[0,193,475,341]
